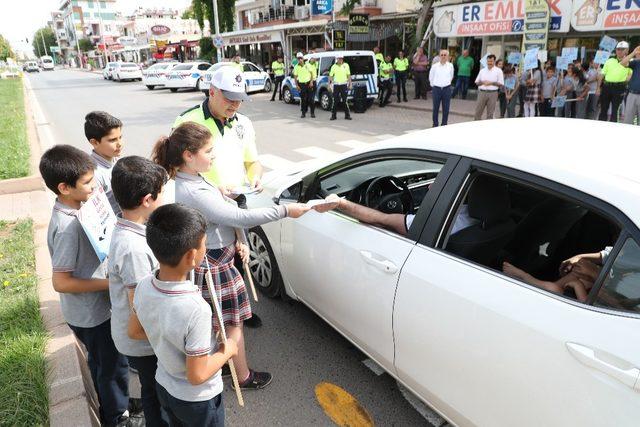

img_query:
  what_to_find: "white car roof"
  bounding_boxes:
[306,50,375,60]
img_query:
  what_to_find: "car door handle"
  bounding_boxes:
[566,342,640,390]
[359,250,398,274]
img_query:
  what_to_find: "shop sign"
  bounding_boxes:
[155,40,167,49]
[348,13,370,34]
[117,36,137,46]
[312,0,333,15]
[333,29,346,49]
[151,25,171,35]
[225,32,282,45]
[522,0,550,51]
[433,0,572,37]
[571,0,640,31]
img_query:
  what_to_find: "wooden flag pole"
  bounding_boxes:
[204,262,245,407]
[237,228,259,302]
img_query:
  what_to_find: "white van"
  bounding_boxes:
[40,56,54,71]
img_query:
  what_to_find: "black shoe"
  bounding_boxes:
[414,96,419,99]
[330,116,336,120]
[310,113,316,118]
[379,103,384,107]
[128,398,143,417]
[345,116,352,120]
[301,113,306,118]
[397,98,401,103]
[403,98,408,102]
[244,314,262,328]
[270,99,275,102]
[233,370,273,390]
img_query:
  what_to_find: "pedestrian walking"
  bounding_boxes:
[473,54,504,120]
[523,60,543,117]
[329,55,352,120]
[270,55,285,101]
[394,50,409,102]
[378,55,394,107]
[412,47,429,100]
[598,41,631,122]
[429,50,454,127]
[294,54,317,118]
[452,49,474,99]
[621,45,640,125]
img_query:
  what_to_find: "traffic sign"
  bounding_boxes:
[213,35,224,49]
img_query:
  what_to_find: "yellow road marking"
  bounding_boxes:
[315,382,374,427]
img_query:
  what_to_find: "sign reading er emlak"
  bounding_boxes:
[572,0,640,30]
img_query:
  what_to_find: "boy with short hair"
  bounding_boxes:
[85,111,123,215]
[109,156,168,427]
[134,204,238,426]
[41,145,130,427]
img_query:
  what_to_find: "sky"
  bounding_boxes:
[2,0,191,55]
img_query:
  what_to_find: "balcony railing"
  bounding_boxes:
[249,5,296,25]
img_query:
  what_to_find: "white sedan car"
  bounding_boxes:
[200,61,272,95]
[164,62,211,93]
[141,62,179,90]
[112,62,142,82]
[102,62,119,80]
[246,118,640,427]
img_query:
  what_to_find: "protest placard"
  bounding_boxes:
[537,50,548,63]
[551,96,567,108]
[504,76,516,90]
[524,48,540,71]
[77,186,117,262]
[599,35,618,53]
[594,50,611,65]
[507,52,522,65]
[561,47,578,61]
[480,53,489,69]
[556,56,570,71]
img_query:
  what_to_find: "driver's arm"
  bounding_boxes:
[318,195,408,236]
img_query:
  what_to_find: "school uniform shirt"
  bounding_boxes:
[108,217,157,357]
[47,200,111,328]
[542,75,557,99]
[429,61,454,88]
[586,68,599,94]
[475,66,504,91]
[91,151,121,216]
[175,171,286,250]
[133,273,222,402]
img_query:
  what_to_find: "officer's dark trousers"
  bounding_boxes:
[395,71,407,101]
[332,84,350,118]
[300,83,315,115]
[379,79,392,105]
[69,319,129,425]
[271,75,284,100]
[598,82,625,122]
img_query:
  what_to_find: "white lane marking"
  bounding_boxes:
[374,134,397,140]
[361,358,385,376]
[335,140,369,149]
[294,146,341,160]
[259,154,296,171]
[398,382,446,426]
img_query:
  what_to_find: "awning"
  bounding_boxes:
[333,20,406,42]
[223,30,283,46]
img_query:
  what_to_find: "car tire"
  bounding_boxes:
[247,227,284,298]
[282,86,294,104]
[169,88,178,93]
[196,79,201,91]
[146,85,155,90]
[320,90,332,111]
[263,79,272,93]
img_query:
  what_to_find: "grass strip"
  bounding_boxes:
[0,79,30,180]
[0,220,48,426]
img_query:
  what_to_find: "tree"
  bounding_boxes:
[191,0,235,34]
[78,38,94,52]
[199,36,217,62]
[32,27,57,57]
[0,34,14,61]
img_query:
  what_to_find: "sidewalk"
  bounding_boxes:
[386,80,478,118]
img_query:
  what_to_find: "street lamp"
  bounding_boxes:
[212,0,222,62]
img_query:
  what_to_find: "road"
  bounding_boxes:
[27,69,448,427]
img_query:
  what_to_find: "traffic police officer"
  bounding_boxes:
[329,54,352,120]
[294,54,317,118]
[394,50,409,102]
[270,55,285,101]
[232,53,243,71]
[379,55,394,107]
[598,41,632,122]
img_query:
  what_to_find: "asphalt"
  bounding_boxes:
[26,69,442,427]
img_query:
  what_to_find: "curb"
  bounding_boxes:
[386,102,476,118]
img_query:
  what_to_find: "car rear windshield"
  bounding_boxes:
[42,59,53,63]
[122,64,138,68]
[173,64,193,71]
[344,56,375,75]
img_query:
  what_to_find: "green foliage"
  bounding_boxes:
[182,5,195,19]
[0,34,14,61]
[32,27,57,57]
[340,0,360,15]
[0,79,30,180]
[199,36,217,62]
[192,0,235,33]
[78,38,94,52]
[0,220,49,426]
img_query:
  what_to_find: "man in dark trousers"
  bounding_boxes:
[329,55,352,120]
[294,53,317,118]
[270,55,285,101]
[412,46,429,99]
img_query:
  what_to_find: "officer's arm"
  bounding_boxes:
[245,160,263,185]
[620,47,640,67]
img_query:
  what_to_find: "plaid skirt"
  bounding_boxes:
[194,245,252,330]
[525,84,543,103]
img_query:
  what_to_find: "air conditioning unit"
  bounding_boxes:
[361,0,378,6]
[294,5,309,20]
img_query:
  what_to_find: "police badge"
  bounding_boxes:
[236,123,245,139]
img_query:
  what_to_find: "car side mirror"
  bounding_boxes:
[273,181,302,205]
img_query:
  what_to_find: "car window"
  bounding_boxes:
[595,238,640,314]
[197,63,210,70]
[243,64,254,72]
[438,172,620,304]
[344,56,375,75]
[319,57,332,75]
[173,64,193,71]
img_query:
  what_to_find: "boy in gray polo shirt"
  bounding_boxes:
[40,145,130,426]
[109,156,168,426]
[133,204,237,426]
[85,111,123,216]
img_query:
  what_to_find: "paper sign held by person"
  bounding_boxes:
[77,186,117,262]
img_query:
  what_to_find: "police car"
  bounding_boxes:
[141,62,179,90]
[164,61,211,93]
[200,61,272,95]
[281,50,378,110]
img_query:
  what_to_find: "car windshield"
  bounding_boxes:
[122,64,138,68]
[343,56,375,75]
[42,59,52,63]
[173,64,193,71]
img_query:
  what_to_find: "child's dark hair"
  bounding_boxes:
[152,122,212,178]
[112,156,168,210]
[39,145,96,195]
[84,111,122,142]
[146,204,206,267]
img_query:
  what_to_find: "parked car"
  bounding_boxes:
[141,62,179,90]
[112,62,143,82]
[164,62,211,93]
[24,61,40,73]
[40,56,55,70]
[245,118,640,427]
[200,61,272,95]
[281,50,378,110]
[102,62,119,80]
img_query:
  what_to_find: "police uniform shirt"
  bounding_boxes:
[294,62,314,83]
[330,62,351,85]
[271,61,285,76]
[379,61,393,80]
[173,100,258,187]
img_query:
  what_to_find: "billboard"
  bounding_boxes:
[571,0,640,31]
[312,0,333,15]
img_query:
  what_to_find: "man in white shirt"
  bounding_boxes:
[474,54,504,120]
[429,49,455,127]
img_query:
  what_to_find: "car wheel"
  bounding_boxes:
[196,79,201,91]
[320,90,332,111]
[169,88,178,93]
[263,79,272,93]
[247,227,283,298]
[146,85,155,90]
[282,86,293,104]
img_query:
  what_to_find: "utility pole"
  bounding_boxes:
[41,29,48,56]
[212,0,222,62]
